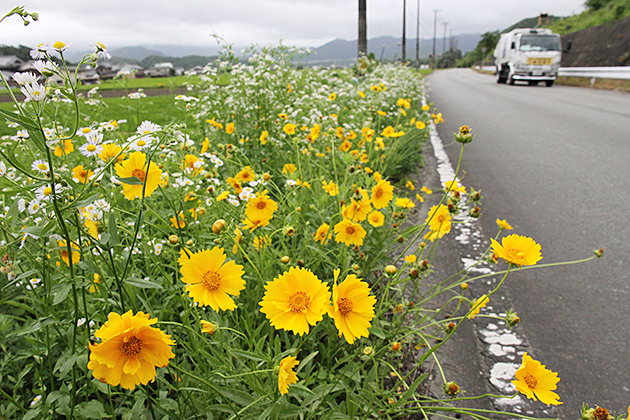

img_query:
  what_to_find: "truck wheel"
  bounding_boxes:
[545,80,554,87]
[528,81,539,86]
[508,74,515,85]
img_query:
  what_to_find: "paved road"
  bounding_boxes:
[426,68,630,417]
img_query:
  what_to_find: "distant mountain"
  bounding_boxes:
[307,34,481,65]
[110,46,165,60]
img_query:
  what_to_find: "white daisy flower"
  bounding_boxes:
[30,43,53,59]
[79,141,104,157]
[228,196,240,206]
[286,179,298,186]
[30,395,42,407]
[21,82,47,102]
[93,198,111,212]
[154,243,163,255]
[0,161,6,177]
[12,72,39,86]
[33,60,59,77]
[17,199,26,212]
[28,200,43,214]
[31,159,50,174]
[126,134,153,151]
[136,120,161,135]
[34,184,64,202]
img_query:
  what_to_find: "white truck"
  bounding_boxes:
[494,28,563,87]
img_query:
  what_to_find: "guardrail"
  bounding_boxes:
[476,65,630,80]
[557,67,630,79]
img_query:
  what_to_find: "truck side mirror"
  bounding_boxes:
[510,42,516,50]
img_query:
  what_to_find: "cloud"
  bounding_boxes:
[0,0,585,50]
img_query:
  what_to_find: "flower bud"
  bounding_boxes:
[284,226,295,236]
[200,320,217,335]
[212,219,226,234]
[280,256,290,264]
[460,282,469,290]
[297,259,305,267]
[445,322,456,333]
[454,125,473,144]
[443,381,461,397]
[263,172,271,181]
[594,248,604,258]
[506,310,520,328]
[409,268,419,278]
[469,206,481,218]
[186,239,193,246]
[390,342,401,351]
[352,264,360,271]
[471,190,481,201]
[385,265,397,275]
[168,235,179,244]
[363,346,373,356]
[31,12,39,21]
[197,207,206,216]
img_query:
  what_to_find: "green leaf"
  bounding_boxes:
[125,277,162,289]
[0,108,39,130]
[116,176,143,185]
[75,400,109,419]
[230,349,264,362]
[27,128,47,153]
[295,351,318,374]
[72,193,101,209]
[22,408,41,420]
[369,326,386,339]
[52,283,72,305]
[393,373,428,408]
[54,353,78,376]
[218,388,255,407]
[16,318,57,336]
[108,213,118,247]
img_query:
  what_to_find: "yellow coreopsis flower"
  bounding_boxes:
[259,266,331,336]
[416,121,426,129]
[421,186,433,194]
[283,123,296,135]
[53,139,74,157]
[216,191,230,201]
[278,356,299,395]
[225,122,235,134]
[328,269,377,344]
[259,130,269,145]
[242,216,271,232]
[334,219,366,246]
[57,240,80,266]
[424,204,452,242]
[338,140,352,152]
[328,92,337,101]
[180,246,246,311]
[310,124,320,141]
[512,353,562,406]
[445,179,466,194]
[377,110,386,116]
[313,223,331,244]
[394,198,415,209]
[114,152,163,200]
[404,254,417,263]
[245,192,278,222]
[170,213,186,229]
[367,210,385,227]
[468,294,489,319]
[421,104,430,111]
[88,311,175,390]
[375,137,385,150]
[405,180,415,190]
[322,180,339,196]
[496,219,513,230]
[235,166,256,183]
[201,137,210,153]
[381,126,395,137]
[342,196,371,222]
[72,165,94,184]
[370,179,393,209]
[232,228,242,254]
[99,143,125,163]
[490,234,542,267]
[282,163,297,175]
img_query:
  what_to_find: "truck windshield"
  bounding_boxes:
[519,35,561,52]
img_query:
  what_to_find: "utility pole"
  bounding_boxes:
[431,9,440,69]
[415,0,420,68]
[402,0,406,65]
[442,22,448,68]
[358,0,367,58]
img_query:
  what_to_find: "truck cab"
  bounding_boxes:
[494,28,562,87]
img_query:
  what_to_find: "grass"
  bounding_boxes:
[547,0,630,34]
[0,94,194,138]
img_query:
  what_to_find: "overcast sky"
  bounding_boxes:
[2,1,586,51]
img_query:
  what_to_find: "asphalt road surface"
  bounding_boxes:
[425,68,630,417]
